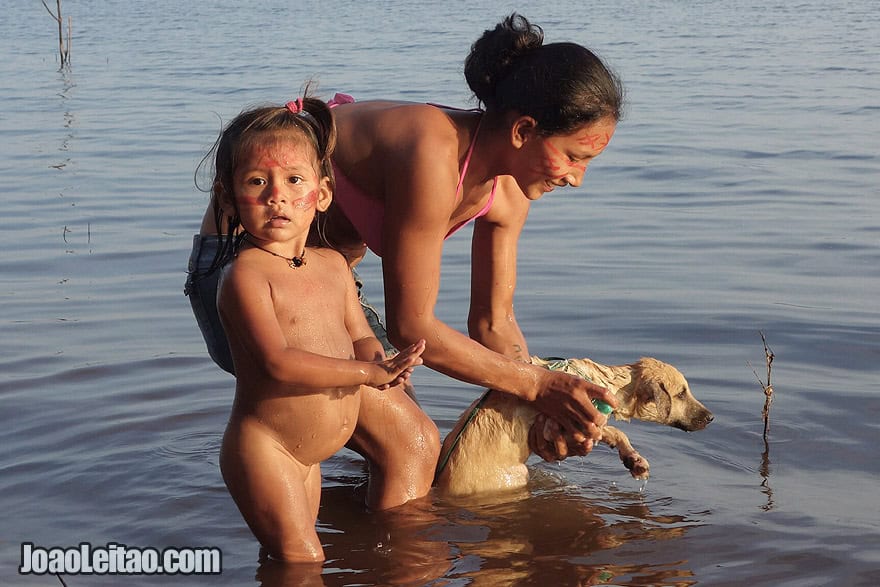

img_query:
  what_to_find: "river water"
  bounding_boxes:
[2,1,878,585]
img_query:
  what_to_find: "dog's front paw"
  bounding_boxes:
[623,453,650,480]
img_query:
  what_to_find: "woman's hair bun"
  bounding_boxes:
[464,13,543,109]
[463,13,623,133]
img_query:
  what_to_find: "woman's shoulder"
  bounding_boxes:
[337,101,465,148]
[333,102,469,191]
[337,99,453,119]
[479,175,531,227]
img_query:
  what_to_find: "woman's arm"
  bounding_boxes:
[379,138,615,439]
[467,178,531,361]
[470,180,616,453]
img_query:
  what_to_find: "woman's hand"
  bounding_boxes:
[365,339,426,390]
[529,413,596,461]
[529,369,617,459]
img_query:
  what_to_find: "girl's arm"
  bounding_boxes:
[339,252,411,388]
[339,249,387,364]
[218,261,422,390]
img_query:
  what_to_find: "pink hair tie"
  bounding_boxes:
[286,98,304,114]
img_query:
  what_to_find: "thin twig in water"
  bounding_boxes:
[749,332,775,441]
[749,332,776,510]
[42,0,71,68]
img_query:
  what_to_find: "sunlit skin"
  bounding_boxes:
[520,116,617,199]
[323,103,619,453]
[217,132,427,563]
[197,102,620,518]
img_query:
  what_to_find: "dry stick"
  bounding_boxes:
[750,332,775,441]
[748,332,776,511]
[41,0,71,68]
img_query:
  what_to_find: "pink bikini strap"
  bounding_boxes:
[327,93,355,108]
[456,114,483,200]
[473,177,498,219]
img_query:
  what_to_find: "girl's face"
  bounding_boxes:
[229,133,331,245]
[515,116,617,200]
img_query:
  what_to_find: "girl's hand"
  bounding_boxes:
[366,339,426,390]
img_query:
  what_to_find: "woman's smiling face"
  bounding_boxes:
[517,116,617,200]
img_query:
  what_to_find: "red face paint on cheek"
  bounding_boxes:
[291,189,318,210]
[532,155,562,175]
[235,194,261,208]
[540,141,576,179]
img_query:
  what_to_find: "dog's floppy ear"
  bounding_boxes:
[634,357,672,421]
[653,381,672,421]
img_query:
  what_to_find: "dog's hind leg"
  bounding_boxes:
[600,426,650,479]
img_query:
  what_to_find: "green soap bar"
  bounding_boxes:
[592,399,613,415]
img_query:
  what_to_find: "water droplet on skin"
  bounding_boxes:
[373,532,392,555]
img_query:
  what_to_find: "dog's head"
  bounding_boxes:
[630,358,713,432]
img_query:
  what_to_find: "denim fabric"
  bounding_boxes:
[184,235,235,374]
[351,269,397,356]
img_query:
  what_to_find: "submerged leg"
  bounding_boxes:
[221,422,324,562]
[347,385,440,510]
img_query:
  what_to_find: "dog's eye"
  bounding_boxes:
[676,389,687,399]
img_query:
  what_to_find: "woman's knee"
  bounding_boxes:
[264,534,325,564]
[411,411,441,465]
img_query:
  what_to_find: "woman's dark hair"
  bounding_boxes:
[194,87,336,277]
[464,13,624,134]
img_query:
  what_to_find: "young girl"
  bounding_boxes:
[207,96,426,562]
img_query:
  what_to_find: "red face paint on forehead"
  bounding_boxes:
[246,142,316,172]
[576,131,612,151]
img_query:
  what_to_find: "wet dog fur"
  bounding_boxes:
[435,356,713,497]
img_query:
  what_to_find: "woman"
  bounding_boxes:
[187,13,624,510]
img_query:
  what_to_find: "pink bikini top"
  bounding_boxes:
[328,93,498,257]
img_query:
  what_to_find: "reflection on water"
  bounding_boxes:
[252,479,706,587]
[2,0,879,585]
[441,489,701,586]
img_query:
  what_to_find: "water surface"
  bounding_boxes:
[2,1,878,585]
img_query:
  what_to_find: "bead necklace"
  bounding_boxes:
[243,234,306,268]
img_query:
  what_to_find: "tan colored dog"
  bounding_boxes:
[435,356,713,497]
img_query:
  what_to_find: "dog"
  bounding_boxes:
[434,356,713,497]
